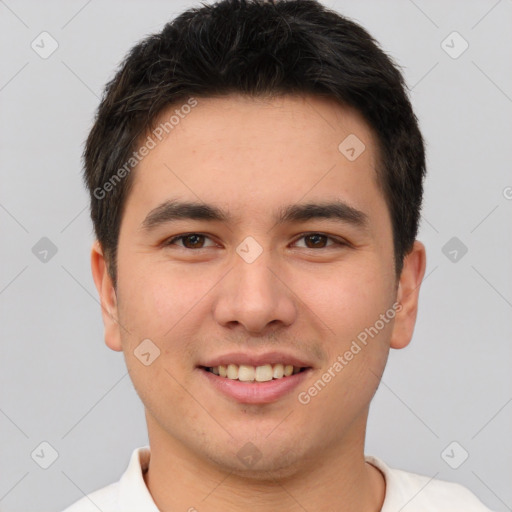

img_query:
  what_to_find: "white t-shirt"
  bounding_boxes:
[62,446,495,512]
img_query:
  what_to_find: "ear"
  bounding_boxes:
[90,240,123,352]
[390,240,427,350]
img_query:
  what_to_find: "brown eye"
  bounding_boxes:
[293,233,344,249]
[303,234,329,248]
[181,234,205,248]
[166,234,215,249]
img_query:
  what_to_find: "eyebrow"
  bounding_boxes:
[140,199,369,232]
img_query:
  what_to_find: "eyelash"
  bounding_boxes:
[163,232,349,250]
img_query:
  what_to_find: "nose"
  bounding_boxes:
[212,247,297,335]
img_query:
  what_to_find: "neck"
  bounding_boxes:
[143,411,386,512]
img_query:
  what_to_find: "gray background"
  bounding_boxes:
[0,1,511,511]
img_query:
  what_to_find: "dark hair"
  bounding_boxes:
[83,0,426,288]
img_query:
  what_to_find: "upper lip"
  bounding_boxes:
[199,351,314,369]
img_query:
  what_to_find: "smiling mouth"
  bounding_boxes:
[201,363,309,382]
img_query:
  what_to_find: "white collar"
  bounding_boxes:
[117,445,159,512]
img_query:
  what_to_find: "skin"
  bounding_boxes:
[91,93,426,512]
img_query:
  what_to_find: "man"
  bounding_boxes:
[63,0,495,510]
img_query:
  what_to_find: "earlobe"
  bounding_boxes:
[389,240,427,350]
[90,240,123,352]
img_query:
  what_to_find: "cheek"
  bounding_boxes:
[119,259,198,340]
[298,260,394,340]
[123,264,215,374]
[117,267,198,410]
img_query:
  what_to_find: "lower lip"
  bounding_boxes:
[198,367,312,404]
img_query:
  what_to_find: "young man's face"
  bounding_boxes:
[92,94,425,476]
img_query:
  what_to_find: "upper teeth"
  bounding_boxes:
[209,363,302,382]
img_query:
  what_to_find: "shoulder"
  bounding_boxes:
[61,482,119,512]
[366,455,496,512]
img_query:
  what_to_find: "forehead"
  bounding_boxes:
[125,93,389,233]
